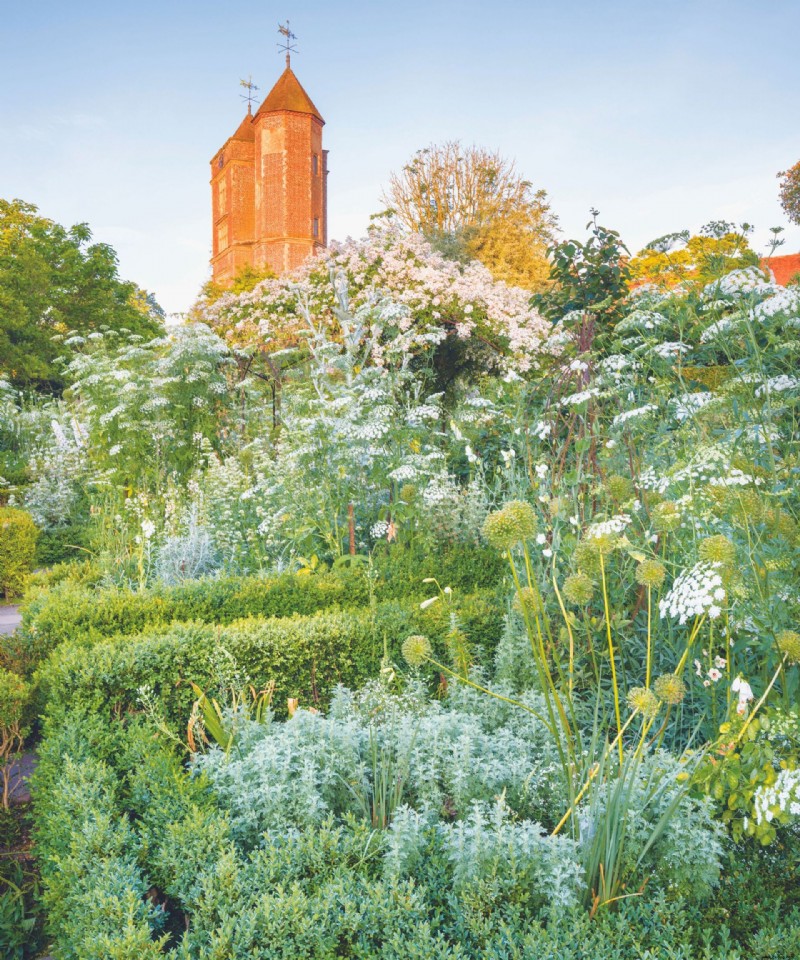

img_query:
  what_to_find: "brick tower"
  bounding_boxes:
[210,55,327,283]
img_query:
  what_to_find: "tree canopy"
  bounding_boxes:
[777,161,800,226]
[629,222,760,289]
[383,141,557,292]
[0,199,164,392]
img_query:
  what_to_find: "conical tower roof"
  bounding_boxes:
[256,65,324,123]
[231,108,256,142]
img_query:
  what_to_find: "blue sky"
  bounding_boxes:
[1,0,798,314]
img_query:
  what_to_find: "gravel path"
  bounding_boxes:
[0,604,22,634]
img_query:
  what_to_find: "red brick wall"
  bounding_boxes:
[211,102,327,283]
[763,253,800,286]
[210,136,256,284]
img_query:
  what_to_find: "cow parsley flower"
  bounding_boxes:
[659,561,726,624]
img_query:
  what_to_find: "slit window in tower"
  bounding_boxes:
[313,217,320,238]
[312,153,319,175]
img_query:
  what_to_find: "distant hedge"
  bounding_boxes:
[34,592,505,729]
[13,544,505,674]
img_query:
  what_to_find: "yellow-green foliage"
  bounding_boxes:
[0,507,38,599]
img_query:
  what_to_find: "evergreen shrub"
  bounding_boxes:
[34,594,504,728]
[0,508,38,599]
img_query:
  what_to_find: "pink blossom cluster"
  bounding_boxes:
[201,221,550,373]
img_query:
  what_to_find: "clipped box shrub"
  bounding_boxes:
[35,593,504,730]
[15,568,373,671]
[0,507,39,600]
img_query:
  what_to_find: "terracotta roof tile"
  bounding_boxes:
[763,253,800,286]
[231,110,256,142]
[255,66,324,123]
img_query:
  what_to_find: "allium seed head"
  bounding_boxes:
[563,572,595,606]
[636,559,667,589]
[654,673,686,706]
[402,634,432,668]
[652,502,681,533]
[513,587,540,617]
[627,686,660,718]
[482,500,537,550]
[699,535,736,566]
[574,539,602,575]
[399,483,417,504]
[605,475,634,502]
[777,630,800,665]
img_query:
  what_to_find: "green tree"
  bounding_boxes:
[778,160,800,225]
[534,210,631,332]
[630,222,760,289]
[0,199,164,393]
[383,140,557,291]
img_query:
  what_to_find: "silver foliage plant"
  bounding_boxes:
[194,680,723,902]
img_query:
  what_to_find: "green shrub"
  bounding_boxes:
[33,522,91,567]
[0,508,38,599]
[0,668,29,808]
[34,594,504,729]
[15,568,373,672]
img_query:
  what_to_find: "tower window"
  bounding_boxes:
[313,217,320,238]
[312,153,319,175]
[217,152,224,169]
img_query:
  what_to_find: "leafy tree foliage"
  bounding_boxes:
[630,221,760,288]
[534,210,631,330]
[196,262,276,309]
[383,140,557,291]
[0,199,164,393]
[777,160,800,225]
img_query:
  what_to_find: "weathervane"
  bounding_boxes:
[277,20,297,67]
[239,75,259,114]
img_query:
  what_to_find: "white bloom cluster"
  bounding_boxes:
[753,287,800,320]
[704,267,776,298]
[708,468,763,488]
[406,403,441,424]
[559,387,600,407]
[753,768,800,826]
[754,375,800,398]
[615,309,668,333]
[673,392,714,421]
[370,520,389,539]
[389,465,417,482]
[586,513,632,539]
[698,317,734,343]
[659,561,726,624]
[651,341,690,359]
[612,404,657,426]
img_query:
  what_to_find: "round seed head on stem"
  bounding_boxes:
[402,634,432,668]
[777,629,800,665]
[482,500,538,550]
[654,673,686,706]
[636,559,667,589]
